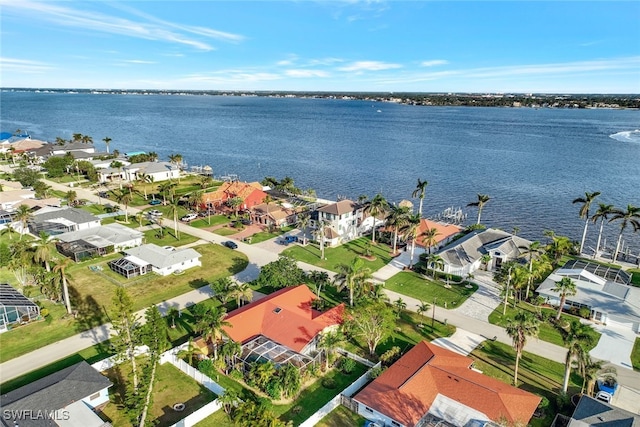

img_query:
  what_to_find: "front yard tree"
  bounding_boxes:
[467,193,491,225]
[115,188,132,223]
[139,305,169,427]
[561,321,594,393]
[14,204,32,240]
[552,277,577,320]
[421,227,440,254]
[505,310,539,386]
[111,287,141,389]
[364,194,389,243]
[312,219,329,260]
[53,258,73,315]
[196,306,230,360]
[387,204,411,255]
[167,198,181,240]
[34,231,55,272]
[335,257,372,307]
[255,256,306,289]
[412,178,429,217]
[572,191,600,255]
[228,196,243,218]
[402,213,422,268]
[278,363,301,399]
[347,302,395,356]
[318,331,344,369]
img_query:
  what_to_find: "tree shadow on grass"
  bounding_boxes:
[229,256,249,274]
[188,278,209,290]
[155,386,216,426]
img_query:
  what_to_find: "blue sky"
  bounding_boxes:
[1,1,639,93]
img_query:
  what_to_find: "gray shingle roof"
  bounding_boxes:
[124,243,200,269]
[31,207,99,225]
[438,228,532,268]
[56,223,142,246]
[569,396,639,426]
[0,361,112,427]
[124,161,177,174]
[317,199,357,216]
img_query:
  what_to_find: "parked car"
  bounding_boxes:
[240,218,252,225]
[149,199,161,206]
[147,210,162,217]
[595,391,612,403]
[181,213,198,222]
[222,241,238,249]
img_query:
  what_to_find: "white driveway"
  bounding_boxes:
[432,330,486,356]
[590,324,636,370]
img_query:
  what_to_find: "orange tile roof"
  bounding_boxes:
[202,181,266,204]
[415,219,463,248]
[222,285,344,352]
[355,341,540,427]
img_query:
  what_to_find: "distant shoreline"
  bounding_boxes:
[2,87,639,110]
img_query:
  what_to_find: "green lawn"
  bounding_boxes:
[282,237,394,273]
[317,405,367,427]
[0,230,30,245]
[190,215,231,228]
[632,337,640,371]
[248,226,294,244]
[213,227,238,236]
[385,271,478,309]
[471,340,583,427]
[143,227,200,246]
[101,361,217,427]
[629,269,640,287]
[488,301,601,350]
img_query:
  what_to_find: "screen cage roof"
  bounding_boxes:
[238,335,315,369]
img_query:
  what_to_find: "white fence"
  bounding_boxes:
[91,345,149,372]
[298,362,381,427]
[160,344,226,396]
[170,400,223,427]
[335,348,376,368]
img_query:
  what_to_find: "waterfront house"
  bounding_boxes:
[354,341,540,427]
[536,259,640,332]
[97,161,179,184]
[217,285,344,371]
[202,181,267,210]
[29,207,101,236]
[250,202,299,228]
[56,223,143,261]
[437,228,532,276]
[109,243,201,278]
[414,219,464,252]
[314,199,365,246]
[0,361,112,427]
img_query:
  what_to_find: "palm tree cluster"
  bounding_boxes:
[573,192,640,261]
[261,176,303,195]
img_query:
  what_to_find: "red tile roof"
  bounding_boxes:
[202,181,266,205]
[355,341,540,427]
[415,219,463,248]
[222,285,344,352]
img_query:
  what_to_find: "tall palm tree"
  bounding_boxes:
[417,301,430,327]
[109,160,124,189]
[402,213,422,268]
[65,190,78,207]
[518,241,543,301]
[573,191,600,254]
[591,203,615,259]
[53,258,73,315]
[229,283,253,307]
[102,136,112,154]
[412,178,429,217]
[34,231,56,272]
[81,134,93,145]
[115,189,132,223]
[387,205,411,254]
[505,310,539,386]
[167,198,181,240]
[421,227,440,254]
[136,173,151,200]
[363,194,389,243]
[609,205,640,263]
[427,253,444,279]
[189,190,204,212]
[335,257,372,307]
[196,306,231,360]
[297,213,310,244]
[312,219,329,260]
[561,321,594,393]
[14,204,32,240]
[467,193,491,225]
[318,331,343,369]
[552,277,577,320]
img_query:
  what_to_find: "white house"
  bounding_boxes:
[55,223,143,261]
[110,243,201,278]
[97,161,179,184]
[0,189,36,210]
[437,228,532,276]
[315,199,368,246]
[0,361,112,427]
[536,260,640,332]
[29,207,101,236]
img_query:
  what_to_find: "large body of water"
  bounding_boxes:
[1,91,639,254]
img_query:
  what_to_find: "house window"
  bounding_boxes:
[391,422,401,427]
[365,407,373,413]
[89,392,101,400]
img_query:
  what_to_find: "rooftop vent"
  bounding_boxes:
[273,307,282,314]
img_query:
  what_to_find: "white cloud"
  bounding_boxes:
[0,0,245,51]
[420,60,449,67]
[285,69,330,78]
[122,60,157,64]
[338,60,402,72]
[182,70,282,84]
[0,57,52,73]
[308,57,344,66]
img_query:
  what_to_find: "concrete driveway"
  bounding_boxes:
[432,330,486,356]
[590,323,636,370]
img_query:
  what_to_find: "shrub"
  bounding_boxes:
[538,396,550,410]
[555,392,571,413]
[39,308,49,318]
[369,366,384,379]
[198,359,214,377]
[229,368,243,381]
[265,379,281,399]
[321,378,337,389]
[579,307,591,319]
[340,358,356,374]
[380,346,401,366]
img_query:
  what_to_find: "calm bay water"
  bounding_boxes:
[1,91,639,253]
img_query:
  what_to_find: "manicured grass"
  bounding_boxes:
[317,405,367,427]
[213,227,238,236]
[629,269,640,287]
[282,237,394,273]
[101,361,217,427]
[0,231,32,245]
[248,226,294,244]
[67,243,248,316]
[632,337,640,371]
[385,271,478,309]
[190,215,231,228]
[79,203,109,215]
[488,301,601,350]
[471,340,583,427]
[143,227,200,246]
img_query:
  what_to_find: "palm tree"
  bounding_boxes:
[363,194,389,243]
[188,190,204,212]
[168,153,183,167]
[114,189,132,223]
[199,175,213,189]
[518,241,543,301]
[109,160,124,189]
[402,213,422,268]
[72,133,83,143]
[417,301,430,327]
[312,220,329,260]
[318,331,343,369]
[1,223,17,240]
[505,310,539,386]
[609,205,640,263]
[335,257,372,307]
[393,297,407,318]
[53,258,73,315]
[412,178,429,217]
[296,213,310,245]
[229,283,253,307]
[81,134,93,145]
[102,136,112,154]
[591,203,615,258]
[426,253,444,279]
[227,197,243,218]
[573,191,600,254]
[552,277,577,320]
[14,204,32,240]
[387,205,411,255]
[34,231,56,272]
[65,190,78,207]
[561,321,594,393]
[220,340,242,370]
[177,337,204,366]
[167,198,181,240]
[467,193,491,225]
[421,227,440,254]
[196,306,231,360]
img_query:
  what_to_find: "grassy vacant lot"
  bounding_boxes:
[317,405,367,427]
[68,243,248,315]
[190,215,231,228]
[633,338,640,371]
[213,227,239,236]
[142,226,201,247]
[471,340,583,427]
[101,362,217,427]
[282,237,393,273]
[385,271,478,309]
[248,226,294,244]
[488,301,601,350]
